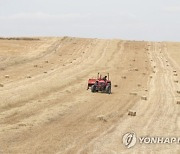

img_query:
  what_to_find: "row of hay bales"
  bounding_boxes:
[174,70,180,104]
[0,60,53,88]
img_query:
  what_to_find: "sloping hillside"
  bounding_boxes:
[0,37,179,153]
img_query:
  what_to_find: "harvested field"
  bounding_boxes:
[0,37,180,153]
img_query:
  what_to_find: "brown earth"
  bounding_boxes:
[0,37,180,154]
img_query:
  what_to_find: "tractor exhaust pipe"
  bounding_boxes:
[97,72,99,79]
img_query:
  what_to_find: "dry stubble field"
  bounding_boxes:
[0,37,180,153]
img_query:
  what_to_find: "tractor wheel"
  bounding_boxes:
[91,85,96,93]
[106,85,111,94]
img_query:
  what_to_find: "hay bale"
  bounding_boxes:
[141,96,147,100]
[128,111,136,116]
[66,90,71,93]
[97,115,107,122]
[143,73,146,75]
[45,61,49,63]
[0,84,4,87]
[150,76,153,78]
[121,76,126,79]
[114,85,118,87]
[130,92,137,96]
[173,70,177,73]
[132,112,136,116]
[27,75,31,78]
[137,84,141,87]
[134,68,139,71]
[174,80,179,83]
[177,91,180,94]
[34,65,38,67]
[44,71,47,74]
[174,74,178,76]
[128,111,131,116]
[18,123,26,127]
[5,75,9,78]
[177,101,180,105]
[0,68,5,71]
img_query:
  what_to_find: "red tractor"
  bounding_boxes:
[87,73,111,94]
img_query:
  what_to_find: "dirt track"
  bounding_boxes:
[0,37,180,153]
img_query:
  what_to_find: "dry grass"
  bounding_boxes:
[0,37,180,153]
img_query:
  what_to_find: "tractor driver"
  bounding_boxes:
[102,76,107,81]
